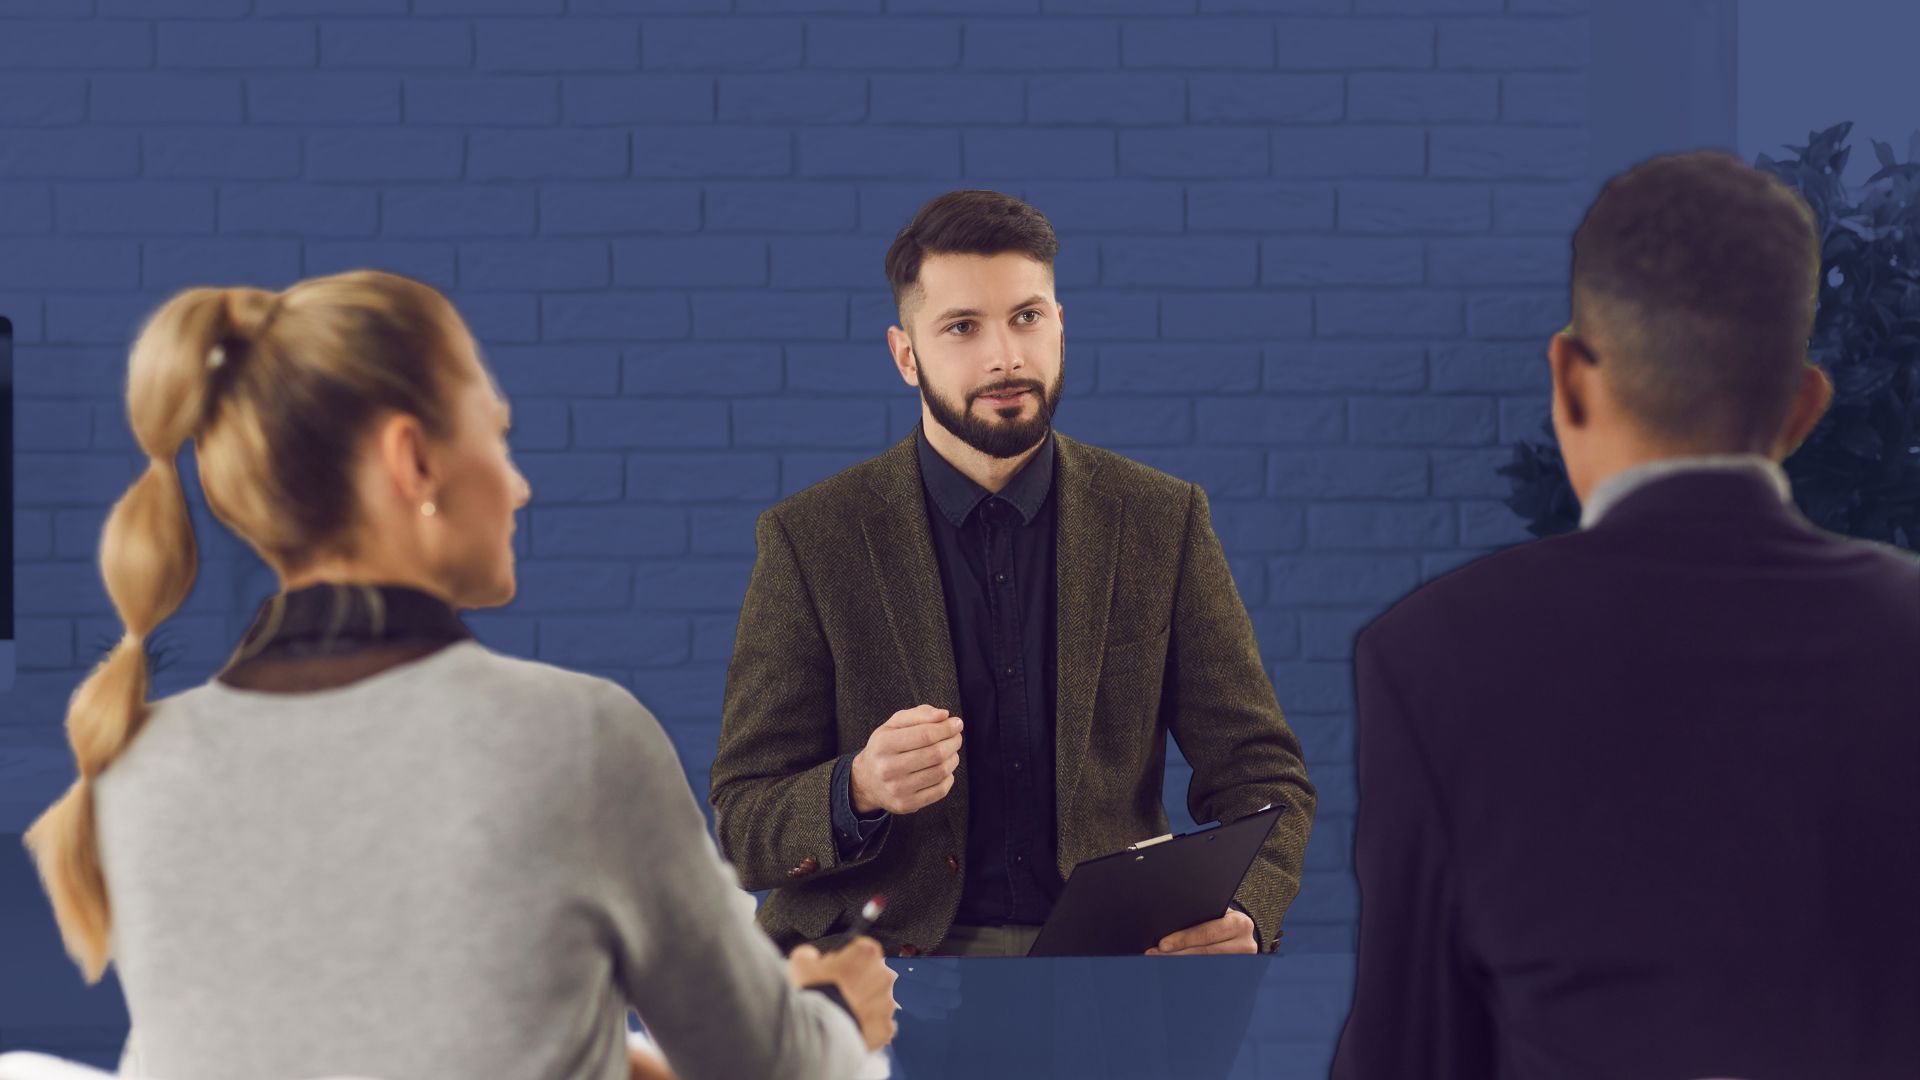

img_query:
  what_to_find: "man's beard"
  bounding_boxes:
[913,337,1066,460]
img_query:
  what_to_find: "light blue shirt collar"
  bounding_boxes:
[1579,454,1792,529]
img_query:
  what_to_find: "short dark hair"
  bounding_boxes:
[1571,150,1820,449]
[884,189,1059,316]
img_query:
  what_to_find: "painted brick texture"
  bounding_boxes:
[0,5,1588,1065]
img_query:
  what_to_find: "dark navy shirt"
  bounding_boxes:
[830,428,1061,926]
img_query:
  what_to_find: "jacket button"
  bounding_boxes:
[898,944,920,958]
[788,855,819,879]
[945,853,959,876]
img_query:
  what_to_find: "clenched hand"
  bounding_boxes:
[850,705,964,816]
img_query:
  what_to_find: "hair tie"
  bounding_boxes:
[254,293,288,341]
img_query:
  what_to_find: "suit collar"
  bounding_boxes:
[1581,454,1790,529]
[864,429,923,504]
[1586,465,1809,536]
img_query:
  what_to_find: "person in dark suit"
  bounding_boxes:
[710,190,1316,959]
[1332,150,1920,1079]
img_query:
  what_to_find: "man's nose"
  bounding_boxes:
[983,324,1025,375]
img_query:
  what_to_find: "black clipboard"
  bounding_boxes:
[1025,804,1284,957]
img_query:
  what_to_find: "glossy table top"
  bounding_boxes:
[875,953,1352,1080]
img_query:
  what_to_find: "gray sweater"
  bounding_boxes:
[94,641,866,1080]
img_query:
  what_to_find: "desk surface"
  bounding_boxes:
[881,953,1350,1080]
[2,843,1353,1080]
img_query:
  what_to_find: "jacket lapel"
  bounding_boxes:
[860,432,967,847]
[1052,434,1122,827]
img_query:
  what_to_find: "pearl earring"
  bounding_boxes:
[420,501,437,517]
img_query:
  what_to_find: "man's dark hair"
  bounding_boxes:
[1571,149,1820,449]
[884,189,1059,316]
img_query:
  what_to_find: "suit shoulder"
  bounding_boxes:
[758,450,898,530]
[1362,530,1593,650]
[1831,532,1920,575]
[1074,439,1193,506]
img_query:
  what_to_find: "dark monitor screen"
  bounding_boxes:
[1,314,13,689]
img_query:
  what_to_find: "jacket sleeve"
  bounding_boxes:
[592,684,868,1080]
[1163,483,1317,952]
[1331,627,1494,1080]
[709,508,892,890]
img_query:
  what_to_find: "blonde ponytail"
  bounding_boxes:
[22,288,245,982]
[22,271,467,980]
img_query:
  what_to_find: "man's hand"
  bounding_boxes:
[1145,907,1258,956]
[850,705,963,815]
[789,937,901,1051]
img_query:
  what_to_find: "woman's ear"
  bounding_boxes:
[372,411,437,509]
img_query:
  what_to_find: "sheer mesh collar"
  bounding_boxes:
[216,582,473,694]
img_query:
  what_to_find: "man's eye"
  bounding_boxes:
[1016,310,1040,324]
[946,321,974,335]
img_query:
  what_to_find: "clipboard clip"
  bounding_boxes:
[1128,804,1277,851]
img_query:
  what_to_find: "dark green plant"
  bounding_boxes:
[1501,122,1920,545]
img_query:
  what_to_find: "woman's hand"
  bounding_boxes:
[788,936,900,1050]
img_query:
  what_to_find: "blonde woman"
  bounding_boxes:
[22,271,895,1080]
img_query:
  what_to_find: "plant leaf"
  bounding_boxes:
[1503,119,1920,552]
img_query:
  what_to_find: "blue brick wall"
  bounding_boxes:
[1,0,1591,1070]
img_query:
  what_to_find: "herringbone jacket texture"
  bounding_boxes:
[710,429,1316,956]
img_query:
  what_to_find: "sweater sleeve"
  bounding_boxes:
[586,681,868,1080]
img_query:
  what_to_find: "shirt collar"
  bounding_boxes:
[916,426,1056,528]
[1579,453,1792,529]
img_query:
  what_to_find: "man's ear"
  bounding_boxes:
[1774,363,1834,459]
[885,324,920,388]
[1548,331,1594,431]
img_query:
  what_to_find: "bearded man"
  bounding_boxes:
[709,190,1315,959]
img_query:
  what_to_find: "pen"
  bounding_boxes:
[829,895,886,952]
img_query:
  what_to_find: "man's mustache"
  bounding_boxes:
[968,380,1046,403]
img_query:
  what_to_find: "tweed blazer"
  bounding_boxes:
[709,429,1315,956]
